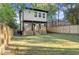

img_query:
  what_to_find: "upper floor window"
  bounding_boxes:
[34,12,37,17]
[34,12,46,18]
[39,13,41,17]
[43,13,45,18]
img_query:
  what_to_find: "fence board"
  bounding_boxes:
[47,24,79,34]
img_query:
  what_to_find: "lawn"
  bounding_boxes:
[5,33,79,55]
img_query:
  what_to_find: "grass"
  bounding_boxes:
[6,33,79,55]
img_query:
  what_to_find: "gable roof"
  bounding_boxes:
[19,7,48,13]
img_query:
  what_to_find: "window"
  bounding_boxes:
[34,12,37,17]
[43,13,45,18]
[39,13,41,17]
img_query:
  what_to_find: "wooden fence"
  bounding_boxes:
[47,24,79,34]
[0,23,13,54]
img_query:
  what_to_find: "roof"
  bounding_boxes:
[19,7,48,13]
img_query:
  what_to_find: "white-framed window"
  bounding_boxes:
[34,12,37,17]
[39,13,41,17]
[43,13,45,18]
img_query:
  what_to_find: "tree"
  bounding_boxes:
[0,3,18,29]
[0,3,27,29]
[63,3,79,25]
[31,3,57,21]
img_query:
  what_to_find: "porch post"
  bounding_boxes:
[32,22,35,35]
[39,23,41,34]
[46,22,48,33]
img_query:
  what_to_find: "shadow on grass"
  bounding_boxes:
[46,33,79,43]
[7,44,79,55]
[27,33,79,44]
[9,33,79,55]
[12,33,79,45]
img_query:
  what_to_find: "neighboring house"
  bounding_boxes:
[19,8,48,35]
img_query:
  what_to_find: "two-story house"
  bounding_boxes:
[19,8,48,35]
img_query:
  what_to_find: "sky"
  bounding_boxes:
[56,10,64,20]
[56,3,64,20]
